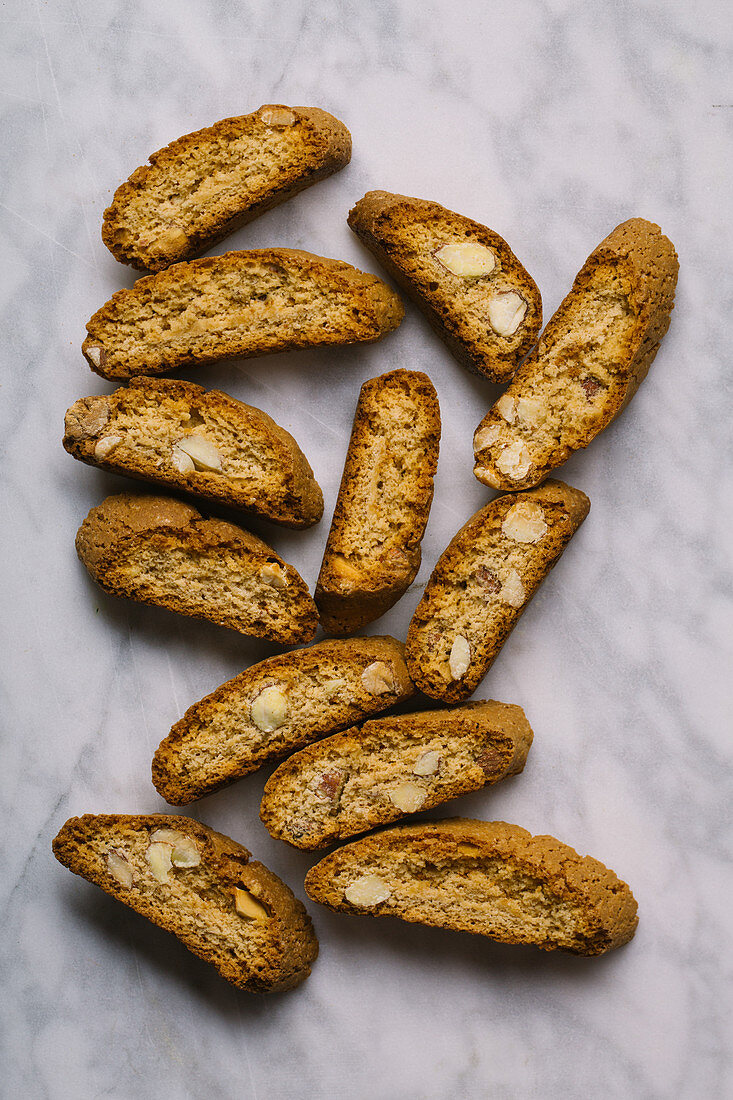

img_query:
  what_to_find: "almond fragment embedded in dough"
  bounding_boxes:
[501,501,547,544]
[344,874,391,907]
[94,435,123,461]
[448,635,471,680]
[495,440,531,480]
[107,850,134,888]
[361,661,395,695]
[433,241,496,278]
[487,291,527,336]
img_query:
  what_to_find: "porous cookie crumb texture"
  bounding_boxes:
[405,480,590,702]
[348,191,542,383]
[102,105,352,271]
[316,369,441,635]
[82,248,404,381]
[64,377,323,528]
[52,813,318,991]
[260,700,533,849]
[304,818,638,956]
[75,492,318,642]
[152,636,415,804]
[473,218,679,490]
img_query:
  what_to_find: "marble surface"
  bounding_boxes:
[2,1,732,1097]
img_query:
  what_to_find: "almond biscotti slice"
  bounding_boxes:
[64,377,323,528]
[102,105,352,272]
[348,191,542,383]
[304,819,638,956]
[152,636,414,804]
[260,700,533,850]
[53,814,318,991]
[406,480,589,703]
[315,370,441,635]
[75,493,317,642]
[473,218,679,490]
[82,249,404,381]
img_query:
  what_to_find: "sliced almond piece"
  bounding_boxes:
[448,635,471,680]
[434,241,496,278]
[174,434,222,472]
[145,841,173,883]
[106,850,134,888]
[487,291,527,336]
[234,886,269,920]
[250,686,289,733]
[501,501,547,543]
[500,569,526,608]
[389,781,426,813]
[413,750,441,776]
[361,661,395,695]
[344,874,391,907]
[94,435,123,460]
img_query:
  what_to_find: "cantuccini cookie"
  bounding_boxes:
[348,191,542,383]
[473,218,679,490]
[75,493,317,642]
[152,636,414,805]
[102,105,352,272]
[64,377,323,528]
[260,700,533,849]
[315,369,441,635]
[405,480,589,702]
[53,814,318,991]
[304,819,638,956]
[82,249,404,381]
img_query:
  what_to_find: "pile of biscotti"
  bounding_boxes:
[53,104,679,992]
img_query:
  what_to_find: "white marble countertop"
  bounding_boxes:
[2,1,732,1097]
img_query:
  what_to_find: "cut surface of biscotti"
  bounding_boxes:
[82,249,404,380]
[53,814,318,991]
[64,377,323,528]
[260,700,533,849]
[406,480,589,702]
[152,636,414,804]
[473,218,679,490]
[348,191,542,383]
[102,105,352,272]
[75,493,317,642]
[304,819,638,956]
[315,370,441,635]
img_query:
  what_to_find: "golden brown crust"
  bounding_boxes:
[473,218,679,490]
[63,377,323,528]
[304,818,638,956]
[152,636,415,804]
[82,249,404,381]
[405,480,590,702]
[102,105,352,271]
[348,191,542,383]
[75,492,317,643]
[53,813,318,991]
[315,370,441,635]
[260,700,533,849]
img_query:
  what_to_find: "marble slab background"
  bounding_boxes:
[1,1,732,1097]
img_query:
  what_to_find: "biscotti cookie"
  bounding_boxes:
[473,218,679,490]
[260,700,533,849]
[406,480,589,702]
[304,819,638,956]
[348,191,542,383]
[82,249,404,381]
[53,814,318,991]
[102,105,352,272]
[152,636,414,804]
[75,493,317,642]
[64,377,323,528]
[315,370,441,635]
